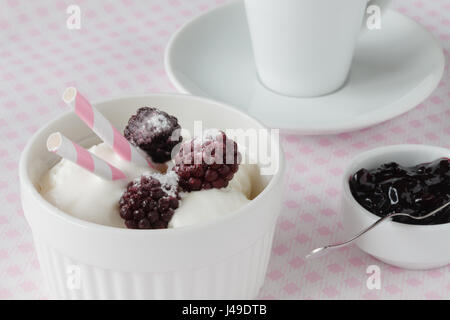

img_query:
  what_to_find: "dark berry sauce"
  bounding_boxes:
[349,158,450,225]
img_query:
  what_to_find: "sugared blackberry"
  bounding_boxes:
[124,107,182,163]
[119,172,179,229]
[173,130,241,192]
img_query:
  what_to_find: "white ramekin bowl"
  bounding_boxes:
[19,93,285,299]
[342,144,450,270]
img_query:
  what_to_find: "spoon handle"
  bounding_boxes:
[305,201,450,259]
[305,214,393,259]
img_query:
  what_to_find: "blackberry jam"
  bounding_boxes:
[349,158,450,225]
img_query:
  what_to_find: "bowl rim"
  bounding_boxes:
[19,92,285,236]
[342,143,450,231]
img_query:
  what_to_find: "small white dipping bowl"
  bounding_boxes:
[342,144,450,270]
[19,93,285,299]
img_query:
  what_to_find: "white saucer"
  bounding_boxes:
[165,0,445,134]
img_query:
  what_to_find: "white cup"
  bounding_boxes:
[245,0,391,97]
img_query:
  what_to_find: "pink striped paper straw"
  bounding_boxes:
[62,87,155,169]
[47,132,127,181]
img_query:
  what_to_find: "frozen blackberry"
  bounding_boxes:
[124,107,182,163]
[173,130,241,192]
[119,172,179,229]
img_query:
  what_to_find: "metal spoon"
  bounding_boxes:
[305,201,450,259]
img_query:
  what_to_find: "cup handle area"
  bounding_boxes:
[361,0,391,33]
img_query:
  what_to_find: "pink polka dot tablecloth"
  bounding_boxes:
[0,0,449,300]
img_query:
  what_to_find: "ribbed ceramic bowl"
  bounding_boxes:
[342,144,450,270]
[19,93,285,299]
